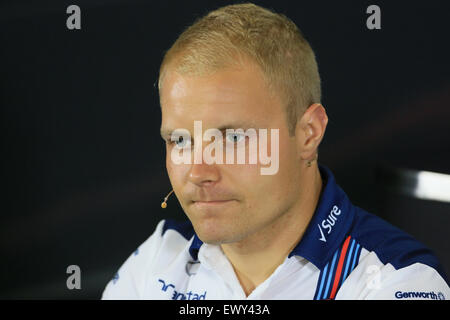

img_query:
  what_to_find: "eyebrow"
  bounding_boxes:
[160,121,261,140]
[216,122,259,132]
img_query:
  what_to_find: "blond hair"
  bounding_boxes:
[158,2,321,135]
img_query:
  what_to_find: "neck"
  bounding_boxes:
[221,165,323,296]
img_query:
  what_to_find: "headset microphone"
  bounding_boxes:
[161,190,174,208]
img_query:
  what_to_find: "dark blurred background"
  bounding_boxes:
[1,0,449,299]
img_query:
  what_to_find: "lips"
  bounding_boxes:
[188,190,238,207]
[191,199,236,207]
[192,199,231,202]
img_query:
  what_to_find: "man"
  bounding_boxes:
[102,3,449,299]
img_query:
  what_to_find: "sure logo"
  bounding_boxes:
[318,205,342,242]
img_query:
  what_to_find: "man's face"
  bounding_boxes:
[160,62,304,245]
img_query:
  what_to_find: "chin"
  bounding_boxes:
[191,217,238,245]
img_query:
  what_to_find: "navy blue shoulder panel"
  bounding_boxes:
[350,206,449,285]
[162,219,195,241]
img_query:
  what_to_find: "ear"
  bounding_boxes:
[294,103,328,161]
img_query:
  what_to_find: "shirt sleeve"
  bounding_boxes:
[101,220,166,300]
[335,250,450,300]
[364,262,450,300]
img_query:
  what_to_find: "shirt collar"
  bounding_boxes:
[189,233,203,261]
[288,164,354,269]
[189,164,355,269]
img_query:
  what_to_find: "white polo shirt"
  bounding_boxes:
[102,165,449,300]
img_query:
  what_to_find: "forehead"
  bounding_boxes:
[160,64,285,133]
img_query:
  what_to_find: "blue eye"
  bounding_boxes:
[226,132,244,144]
[172,135,191,148]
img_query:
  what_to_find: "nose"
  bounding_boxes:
[188,161,220,187]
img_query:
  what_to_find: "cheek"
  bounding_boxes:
[253,139,297,198]
[165,152,173,175]
[166,154,189,187]
[226,162,273,203]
